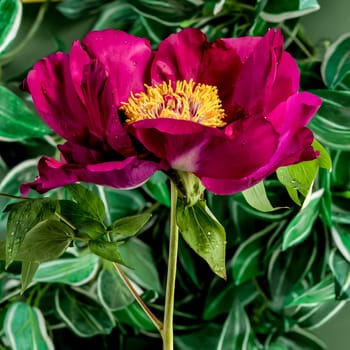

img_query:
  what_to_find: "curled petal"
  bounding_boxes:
[82,29,153,105]
[25,53,88,139]
[20,156,162,195]
[129,117,279,180]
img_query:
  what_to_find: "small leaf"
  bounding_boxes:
[286,276,335,307]
[231,223,279,284]
[0,159,39,210]
[309,90,350,151]
[21,261,39,293]
[331,224,350,262]
[3,302,54,350]
[329,249,350,300]
[66,184,105,222]
[321,33,350,89]
[118,238,162,293]
[109,213,151,239]
[113,295,157,332]
[282,189,323,250]
[0,0,22,55]
[176,199,226,279]
[312,139,332,170]
[260,0,320,22]
[277,160,319,206]
[6,198,59,267]
[15,220,73,262]
[242,181,284,212]
[0,86,51,141]
[89,239,124,264]
[59,200,106,239]
[216,299,257,350]
[271,327,326,350]
[294,301,346,329]
[34,253,99,286]
[143,171,170,207]
[100,187,147,221]
[97,263,134,311]
[55,287,115,337]
[268,236,317,309]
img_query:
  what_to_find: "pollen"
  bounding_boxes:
[120,79,226,128]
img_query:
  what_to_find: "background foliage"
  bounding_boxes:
[0,0,350,349]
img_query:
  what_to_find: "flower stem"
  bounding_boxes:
[162,181,179,350]
[112,262,163,332]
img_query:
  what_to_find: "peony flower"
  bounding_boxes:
[22,28,321,196]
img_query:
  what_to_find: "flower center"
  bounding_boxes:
[120,79,226,128]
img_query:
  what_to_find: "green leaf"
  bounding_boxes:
[109,213,152,239]
[56,0,105,19]
[203,279,258,321]
[59,200,105,239]
[55,287,115,337]
[0,159,39,210]
[20,261,39,293]
[0,0,22,56]
[118,238,162,293]
[231,223,279,284]
[175,324,222,350]
[216,300,257,350]
[89,240,124,264]
[6,198,59,267]
[309,90,350,150]
[97,263,134,311]
[331,224,350,262]
[101,187,147,221]
[15,219,73,262]
[176,199,226,279]
[0,86,51,141]
[260,0,320,22]
[66,184,105,222]
[143,171,170,207]
[321,33,350,89]
[113,294,157,332]
[268,236,317,309]
[282,189,323,250]
[271,327,326,350]
[277,160,319,206]
[34,253,99,286]
[312,139,332,170]
[3,302,54,350]
[294,301,346,329]
[286,276,335,307]
[242,181,284,212]
[329,249,350,300]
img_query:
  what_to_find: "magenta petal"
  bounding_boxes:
[228,29,284,115]
[20,156,161,195]
[266,52,300,113]
[25,53,88,139]
[82,29,152,105]
[151,28,242,101]
[130,117,279,180]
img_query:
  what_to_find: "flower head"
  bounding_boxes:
[22,28,321,195]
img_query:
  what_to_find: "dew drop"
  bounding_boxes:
[10,232,15,236]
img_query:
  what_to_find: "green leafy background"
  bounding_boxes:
[0,0,350,349]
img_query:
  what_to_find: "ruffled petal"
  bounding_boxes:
[129,117,279,180]
[151,28,242,113]
[82,29,153,105]
[20,156,162,194]
[25,52,88,139]
[227,29,284,116]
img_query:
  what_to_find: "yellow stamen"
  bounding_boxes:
[120,79,226,128]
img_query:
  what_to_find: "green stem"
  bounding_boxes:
[162,181,179,350]
[0,1,48,66]
[112,262,163,332]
